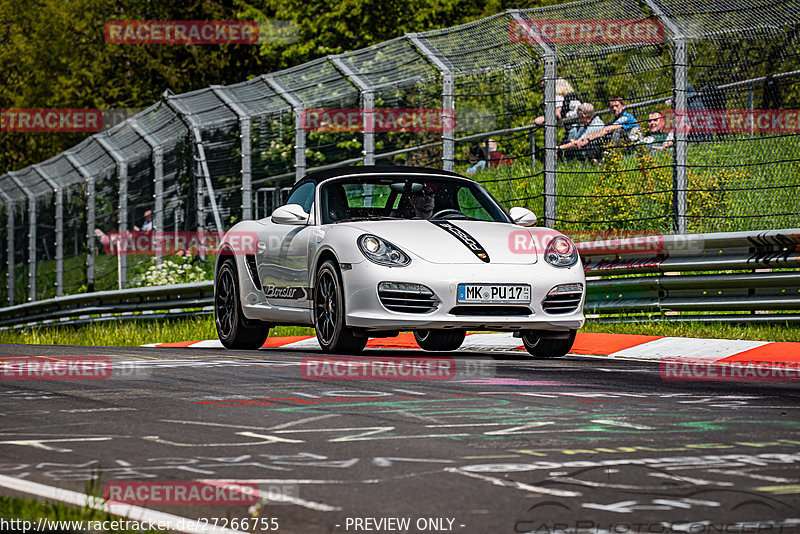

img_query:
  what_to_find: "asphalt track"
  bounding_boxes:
[1,342,800,534]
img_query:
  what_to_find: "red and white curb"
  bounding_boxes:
[145,332,800,367]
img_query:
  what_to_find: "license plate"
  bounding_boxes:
[457,284,531,304]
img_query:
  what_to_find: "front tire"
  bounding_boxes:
[215,258,270,349]
[521,330,576,358]
[314,260,367,354]
[414,330,466,351]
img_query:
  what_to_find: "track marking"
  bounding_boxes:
[202,480,340,512]
[0,474,246,534]
[444,467,581,497]
[0,437,113,452]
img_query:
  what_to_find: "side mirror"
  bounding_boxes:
[271,204,310,225]
[509,206,537,227]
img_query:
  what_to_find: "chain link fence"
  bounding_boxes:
[2,0,799,303]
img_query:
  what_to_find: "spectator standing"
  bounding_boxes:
[533,77,582,127]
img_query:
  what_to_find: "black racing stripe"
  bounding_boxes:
[429,220,490,263]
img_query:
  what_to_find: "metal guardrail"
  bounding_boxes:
[0,282,213,328]
[580,228,800,322]
[2,229,799,329]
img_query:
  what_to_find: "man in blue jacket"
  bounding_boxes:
[576,96,641,151]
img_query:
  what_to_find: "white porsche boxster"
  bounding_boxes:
[214,166,585,357]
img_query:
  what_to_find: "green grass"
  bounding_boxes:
[0,488,160,534]
[581,320,800,343]
[0,316,313,347]
[1,315,797,346]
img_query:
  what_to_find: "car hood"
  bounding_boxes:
[344,219,543,264]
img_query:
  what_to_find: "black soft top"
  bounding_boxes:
[300,165,465,185]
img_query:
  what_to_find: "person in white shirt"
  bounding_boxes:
[557,103,605,162]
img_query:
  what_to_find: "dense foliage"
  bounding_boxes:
[0,0,559,173]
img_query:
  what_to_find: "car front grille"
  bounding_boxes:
[449,306,532,316]
[378,282,438,314]
[541,291,583,314]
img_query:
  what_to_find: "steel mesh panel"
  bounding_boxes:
[10,203,29,304]
[162,139,192,233]
[35,194,56,300]
[171,88,237,127]
[38,155,84,189]
[338,37,439,88]
[415,13,536,75]
[135,103,189,149]
[106,121,151,163]
[14,167,52,199]
[92,170,120,291]
[0,203,5,304]
[656,0,800,39]
[201,122,243,229]
[62,182,88,296]
[271,57,359,106]
[250,110,295,192]
[70,138,117,178]
[226,78,291,117]
[372,76,445,167]
[0,175,27,203]
[681,29,800,232]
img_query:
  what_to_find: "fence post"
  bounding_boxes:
[130,118,164,265]
[643,0,687,234]
[66,153,95,290]
[330,57,375,166]
[509,10,557,226]
[407,34,455,172]
[264,76,306,182]
[211,86,254,220]
[672,37,688,234]
[8,172,36,301]
[33,165,63,297]
[96,137,129,288]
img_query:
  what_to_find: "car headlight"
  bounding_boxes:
[358,234,411,267]
[545,235,578,267]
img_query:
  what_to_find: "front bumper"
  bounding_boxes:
[342,259,585,332]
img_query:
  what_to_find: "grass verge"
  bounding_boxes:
[0,491,158,534]
[0,316,798,346]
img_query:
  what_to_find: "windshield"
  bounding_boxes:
[319,175,512,224]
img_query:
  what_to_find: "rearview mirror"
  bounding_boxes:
[272,204,310,225]
[509,206,537,226]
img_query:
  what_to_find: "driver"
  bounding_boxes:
[409,182,437,219]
